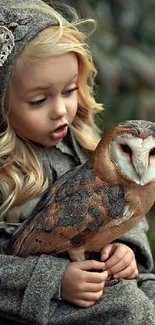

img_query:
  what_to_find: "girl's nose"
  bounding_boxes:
[49,97,67,120]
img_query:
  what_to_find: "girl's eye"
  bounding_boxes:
[29,98,46,106]
[62,86,79,96]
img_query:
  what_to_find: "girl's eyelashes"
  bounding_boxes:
[29,97,47,106]
[62,86,79,96]
[29,86,79,106]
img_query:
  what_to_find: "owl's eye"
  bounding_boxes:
[120,144,132,154]
[149,148,155,156]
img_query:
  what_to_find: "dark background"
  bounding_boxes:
[46,0,155,265]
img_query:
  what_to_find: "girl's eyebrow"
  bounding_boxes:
[27,74,78,93]
[27,85,51,93]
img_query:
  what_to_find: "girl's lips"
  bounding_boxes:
[49,125,68,140]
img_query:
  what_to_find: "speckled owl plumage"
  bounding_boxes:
[6,120,155,260]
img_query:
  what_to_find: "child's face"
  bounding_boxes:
[8,52,78,147]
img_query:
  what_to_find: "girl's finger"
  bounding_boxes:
[84,269,108,283]
[114,264,138,279]
[75,260,105,271]
[124,269,139,279]
[100,244,113,261]
[104,253,125,270]
[76,290,103,302]
[73,299,96,308]
[83,281,105,292]
[105,250,134,270]
[106,256,131,275]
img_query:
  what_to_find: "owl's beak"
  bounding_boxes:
[133,154,148,180]
[134,163,148,179]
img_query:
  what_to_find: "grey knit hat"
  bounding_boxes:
[0,0,63,132]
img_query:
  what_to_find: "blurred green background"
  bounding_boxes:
[47,0,155,266]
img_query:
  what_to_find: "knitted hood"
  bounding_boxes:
[0,0,61,131]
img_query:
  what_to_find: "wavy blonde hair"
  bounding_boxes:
[0,2,104,219]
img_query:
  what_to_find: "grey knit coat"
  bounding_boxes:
[0,131,155,325]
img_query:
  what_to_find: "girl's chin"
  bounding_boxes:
[40,138,62,148]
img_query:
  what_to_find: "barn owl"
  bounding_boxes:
[6,120,155,261]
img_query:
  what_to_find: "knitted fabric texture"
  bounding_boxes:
[0,0,61,131]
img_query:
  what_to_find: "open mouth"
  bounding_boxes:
[49,124,68,140]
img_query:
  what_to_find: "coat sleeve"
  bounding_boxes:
[0,252,69,324]
[119,217,154,272]
[0,192,70,323]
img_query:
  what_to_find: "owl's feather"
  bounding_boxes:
[6,120,155,260]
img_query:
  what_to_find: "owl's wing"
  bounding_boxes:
[7,162,125,258]
[7,189,109,257]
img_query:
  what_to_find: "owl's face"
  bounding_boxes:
[110,133,155,185]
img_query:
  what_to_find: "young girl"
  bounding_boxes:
[0,0,155,324]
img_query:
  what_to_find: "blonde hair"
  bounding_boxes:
[0,3,104,219]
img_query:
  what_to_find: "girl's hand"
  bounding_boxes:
[100,243,138,279]
[61,260,108,307]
